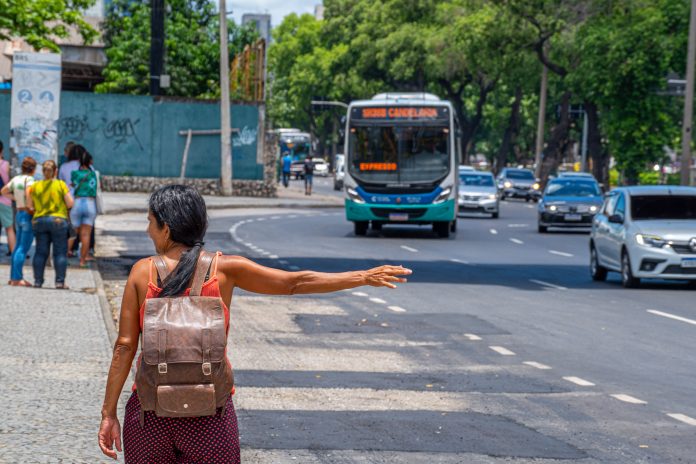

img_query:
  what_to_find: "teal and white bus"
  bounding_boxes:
[343,93,461,237]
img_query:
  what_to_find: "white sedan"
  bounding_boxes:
[590,186,696,288]
[312,158,329,177]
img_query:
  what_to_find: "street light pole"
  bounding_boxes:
[680,0,696,186]
[534,62,548,178]
[219,0,233,196]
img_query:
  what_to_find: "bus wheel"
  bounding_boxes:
[450,220,457,233]
[433,221,450,238]
[371,221,383,231]
[354,221,368,236]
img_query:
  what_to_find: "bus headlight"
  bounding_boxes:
[346,187,365,204]
[433,187,452,204]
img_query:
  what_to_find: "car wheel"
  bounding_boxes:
[491,211,499,219]
[525,197,531,202]
[433,221,450,238]
[538,223,548,233]
[621,251,640,288]
[354,221,368,236]
[334,183,339,191]
[590,245,608,281]
[450,220,457,233]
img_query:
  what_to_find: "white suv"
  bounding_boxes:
[590,186,696,288]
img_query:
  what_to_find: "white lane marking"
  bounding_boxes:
[269,255,279,260]
[288,215,298,218]
[244,243,253,247]
[464,333,482,341]
[256,218,266,221]
[508,224,529,228]
[563,376,595,387]
[388,305,407,313]
[489,346,516,356]
[400,245,419,253]
[525,204,535,209]
[667,413,696,426]
[450,258,470,264]
[271,216,281,220]
[288,265,300,271]
[510,238,524,245]
[523,361,552,370]
[549,250,574,257]
[352,292,368,297]
[279,260,289,265]
[647,309,696,327]
[489,228,498,235]
[611,394,647,405]
[529,279,568,291]
[261,251,271,256]
[369,297,387,304]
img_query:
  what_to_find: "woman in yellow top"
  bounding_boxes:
[26,160,74,289]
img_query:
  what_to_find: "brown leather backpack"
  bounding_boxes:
[135,251,234,423]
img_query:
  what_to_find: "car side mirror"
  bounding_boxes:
[608,214,624,224]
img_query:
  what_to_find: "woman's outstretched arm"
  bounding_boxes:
[218,255,412,295]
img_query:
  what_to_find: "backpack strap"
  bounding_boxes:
[190,251,214,296]
[152,256,171,285]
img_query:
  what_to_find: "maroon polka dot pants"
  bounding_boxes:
[123,392,240,464]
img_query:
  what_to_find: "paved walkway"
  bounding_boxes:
[0,264,129,463]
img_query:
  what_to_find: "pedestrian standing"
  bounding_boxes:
[1,156,37,286]
[58,141,76,168]
[58,142,80,194]
[70,148,98,267]
[281,152,292,188]
[303,156,314,196]
[98,185,411,462]
[0,141,16,256]
[26,160,74,289]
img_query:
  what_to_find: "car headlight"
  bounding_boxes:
[504,181,512,189]
[346,187,365,204]
[590,205,598,213]
[635,234,667,248]
[547,205,558,212]
[433,187,452,204]
[487,194,497,200]
[532,183,540,190]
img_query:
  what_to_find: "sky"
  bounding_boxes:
[228,0,318,25]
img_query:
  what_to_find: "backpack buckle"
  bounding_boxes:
[158,363,168,374]
[202,362,212,376]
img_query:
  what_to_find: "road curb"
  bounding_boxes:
[91,263,117,347]
[104,201,343,215]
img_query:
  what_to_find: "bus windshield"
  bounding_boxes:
[349,125,450,184]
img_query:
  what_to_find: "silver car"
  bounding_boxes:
[458,171,499,218]
[590,186,696,288]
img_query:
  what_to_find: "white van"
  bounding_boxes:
[334,154,345,190]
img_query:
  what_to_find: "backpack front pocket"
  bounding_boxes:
[155,384,217,417]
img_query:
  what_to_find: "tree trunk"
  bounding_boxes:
[461,82,494,164]
[494,86,523,175]
[539,92,572,184]
[584,100,609,188]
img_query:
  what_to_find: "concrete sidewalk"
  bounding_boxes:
[102,186,343,215]
[0,264,129,463]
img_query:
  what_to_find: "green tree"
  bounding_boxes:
[96,0,257,98]
[0,0,97,51]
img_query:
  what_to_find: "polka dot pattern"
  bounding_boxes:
[123,392,240,463]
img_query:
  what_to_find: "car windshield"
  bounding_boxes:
[545,180,601,197]
[506,170,535,180]
[349,125,450,183]
[459,173,494,187]
[631,195,696,220]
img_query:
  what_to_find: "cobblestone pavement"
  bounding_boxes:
[0,264,130,463]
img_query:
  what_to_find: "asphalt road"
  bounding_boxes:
[95,178,696,463]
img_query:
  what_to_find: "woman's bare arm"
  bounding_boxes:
[218,255,411,295]
[1,184,13,200]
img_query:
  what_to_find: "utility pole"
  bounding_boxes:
[219,0,233,195]
[534,62,548,178]
[681,0,696,186]
[149,0,165,96]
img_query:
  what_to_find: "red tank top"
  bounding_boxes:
[132,252,234,394]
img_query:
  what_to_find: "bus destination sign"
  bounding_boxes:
[353,106,448,121]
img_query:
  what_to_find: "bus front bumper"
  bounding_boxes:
[345,199,455,223]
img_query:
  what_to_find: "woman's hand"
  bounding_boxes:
[98,416,122,460]
[364,265,412,289]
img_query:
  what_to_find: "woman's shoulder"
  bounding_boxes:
[128,258,152,284]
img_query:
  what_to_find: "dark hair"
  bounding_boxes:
[78,148,93,168]
[149,185,208,297]
[21,156,37,174]
[0,140,3,153]
[68,144,87,162]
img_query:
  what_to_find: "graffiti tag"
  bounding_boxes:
[233,126,257,147]
[103,118,143,150]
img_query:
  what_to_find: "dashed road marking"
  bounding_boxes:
[667,413,696,426]
[388,305,407,313]
[289,215,298,218]
[279,260,289,265]
[271,216,281,220]
[563,376,595,387]
[352,292,368,297]
[369,297,387,304]
[647,309,696,327]
[508,224,529,228]
[489,346,516,356]
[525,204,535,209]
[523,361,552,370]
[510,238,524,245]
[288,265,300,271]
[464,333,482,341]
[489,228,498,235]
[611,394,647,405]
[450,258,470,264]
[400,245,418,253]
[549,250,574,257]
[269,255,279,260]
[530,279,568,291]
[256,218,266,221]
